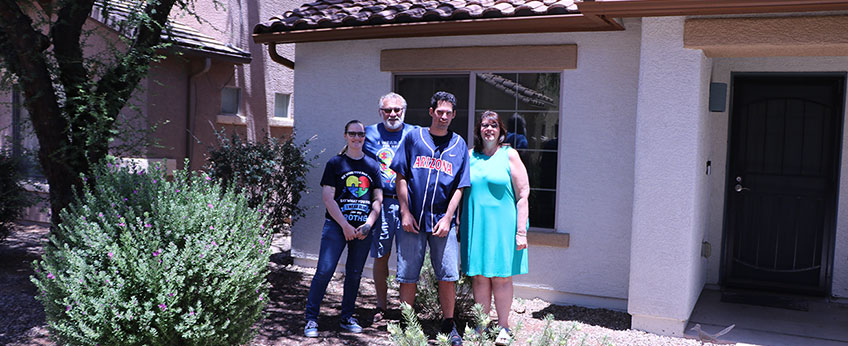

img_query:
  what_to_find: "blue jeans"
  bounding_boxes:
[305,219,373,321]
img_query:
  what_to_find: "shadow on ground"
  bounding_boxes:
[531,304,631,331]
[0,223,49,345]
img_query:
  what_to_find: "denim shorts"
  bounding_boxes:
[371,197,400,258]
[395,223,459,283]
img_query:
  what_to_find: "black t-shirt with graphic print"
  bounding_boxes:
[320,154,383,227]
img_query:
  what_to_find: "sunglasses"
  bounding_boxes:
[381,107,404,114]
[346,131,366,138]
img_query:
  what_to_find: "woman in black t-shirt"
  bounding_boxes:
[304,120,383,337]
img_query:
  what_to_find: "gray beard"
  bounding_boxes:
[384,119,403,131]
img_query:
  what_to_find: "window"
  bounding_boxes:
[395,72,560,229]
[220,87,240,115]
[274,93,291,118]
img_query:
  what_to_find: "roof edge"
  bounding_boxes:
[253,14,622,44]
[578,0,848,17]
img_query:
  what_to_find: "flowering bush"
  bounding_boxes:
[206,131,316,234]
[31,163,271,345]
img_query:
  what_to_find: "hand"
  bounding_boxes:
[341,224,357,241]
[433,215,452,238]
[516,231,527,251]
[401,209,419,234]
[356,223,372,240]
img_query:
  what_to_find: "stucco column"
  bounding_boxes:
[629,16,711,336]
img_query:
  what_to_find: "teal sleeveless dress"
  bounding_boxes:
[460,147,529,277]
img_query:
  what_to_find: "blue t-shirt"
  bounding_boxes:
[320,154,383,227]
[390,127,471,232]
[364,123,419,196]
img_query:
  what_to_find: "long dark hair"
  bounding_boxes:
[340,119,364,155]
[473,110,507,153]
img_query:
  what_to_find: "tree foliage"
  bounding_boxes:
[0,0,197,226]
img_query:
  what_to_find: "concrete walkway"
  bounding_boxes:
[686,289,848,345]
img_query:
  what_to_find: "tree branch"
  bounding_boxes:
[52,0,96,147]
[92,0,178,161]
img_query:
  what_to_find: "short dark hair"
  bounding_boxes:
[430,91,457,111]
[473,110,507,153]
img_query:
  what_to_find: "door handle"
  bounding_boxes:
[734,184,750,193]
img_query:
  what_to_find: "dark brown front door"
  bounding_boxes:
[724,74,844,295]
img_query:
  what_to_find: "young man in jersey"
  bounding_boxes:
[363,92,418,323]
[390,91,470,345]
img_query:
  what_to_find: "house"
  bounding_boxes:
[0,0,300,223]
[253,0,848,340]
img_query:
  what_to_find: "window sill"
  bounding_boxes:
[527,229,570,248]
[269,117,294,128]
[216,114,247,125]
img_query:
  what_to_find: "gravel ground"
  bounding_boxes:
[1,224,724,345]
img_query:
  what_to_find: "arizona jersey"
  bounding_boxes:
[390,127,470,232]
[364,123,419,195]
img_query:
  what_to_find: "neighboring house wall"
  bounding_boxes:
[290,19,643,310]
[189,0,297,144]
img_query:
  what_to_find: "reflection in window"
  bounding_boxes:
[393,72,560,229]
[394,75,469,137]
[475,73,559,229]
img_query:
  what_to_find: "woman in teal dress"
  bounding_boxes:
[460,110,529,343]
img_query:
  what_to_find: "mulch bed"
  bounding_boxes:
[1,223,719,346]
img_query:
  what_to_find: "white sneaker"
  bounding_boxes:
[494,327,512,345]
[304,320,318,338]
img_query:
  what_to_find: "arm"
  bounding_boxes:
[396,172,419,233]
[357,188,383,239]
[322,185,358,241]
[433,188,463,237]
[508,149,530,250]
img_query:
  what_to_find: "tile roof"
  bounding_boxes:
[91,1,251,62]
[253,0,579,34]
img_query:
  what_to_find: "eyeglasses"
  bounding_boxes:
[480,123,498,129]
[346,131,366,138]
[381,107,404,114]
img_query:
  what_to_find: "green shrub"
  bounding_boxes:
[0,150,32,242]
[31,162,270,345]
[205,131,315,234]
[396,251,475,321]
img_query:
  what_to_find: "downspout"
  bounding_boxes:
[268,43,295,69]
[186,57,212,167]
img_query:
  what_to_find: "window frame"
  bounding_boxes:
[220,86,241,115]
[392,70,564,232]
[273,92,292,119]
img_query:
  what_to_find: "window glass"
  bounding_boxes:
[394,75,469,138]
[221,87,240,115]
[274,93,291,118]
[394,72,560,229]
[475,72,560,229]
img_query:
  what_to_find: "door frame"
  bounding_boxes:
[720,72,846,295]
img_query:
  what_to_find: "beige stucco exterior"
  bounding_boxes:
[284,10,848,339]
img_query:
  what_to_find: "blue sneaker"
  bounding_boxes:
[304,320,318,338]
[339,316,363,333]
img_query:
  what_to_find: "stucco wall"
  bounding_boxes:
[628,16,712,336]
[291,19,642,310]
[708,56,848,299]
[187,0,297,143]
